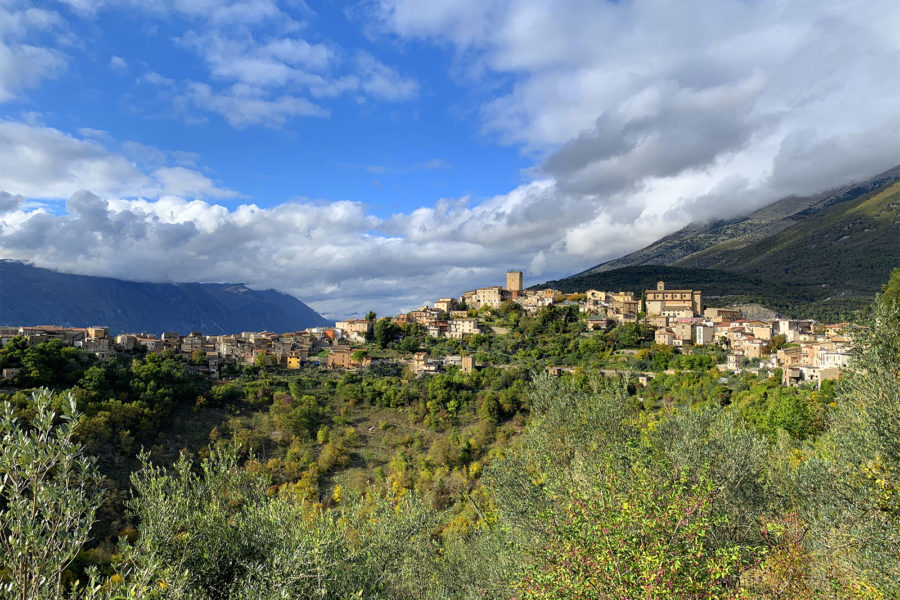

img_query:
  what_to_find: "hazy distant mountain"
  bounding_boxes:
[0,261,331,335]
[543,166,900,319]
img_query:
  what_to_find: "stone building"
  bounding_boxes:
[506,270,523,297]
[645,281,702,317]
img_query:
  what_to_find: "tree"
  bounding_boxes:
[0,388,103,600]
[883,266,900,302]
[799,271,900,595]
[106,445,435,599]
[483,375,769,598]
[374,318,400,349]
[253,351,267,369]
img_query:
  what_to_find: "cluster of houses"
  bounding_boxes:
[397,273,695,338]
[402,276,854,387]
[0,325,329,379]
[638,282,854,387]
[0,272,857,388]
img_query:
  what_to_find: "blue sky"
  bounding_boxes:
[12,2,530,216]
[1,0,898,318]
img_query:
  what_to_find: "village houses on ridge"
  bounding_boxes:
[1,269,854,389]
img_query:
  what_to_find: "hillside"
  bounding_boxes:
[539,265,823,318]
[582,165,900,280]
[553,167,900,319]
[0,261,331,334]
[676,180,900,293]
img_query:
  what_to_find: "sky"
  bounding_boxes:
[0,0,898,319]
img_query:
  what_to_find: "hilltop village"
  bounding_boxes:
[1,270,855,388]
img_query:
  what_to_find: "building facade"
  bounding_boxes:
[645,281,702,317]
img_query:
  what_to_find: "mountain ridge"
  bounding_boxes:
[0,261,331,335]
[580,164,900,276]
[545,167,900,320]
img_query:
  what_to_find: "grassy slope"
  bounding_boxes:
[584,165,900,275]
[548,182,900,320]
[676,182,900,295]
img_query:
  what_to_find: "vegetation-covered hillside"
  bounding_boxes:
[586,165,900,276]
[1,270,899,599]
[557,168,900,320]
[539,265,852,321]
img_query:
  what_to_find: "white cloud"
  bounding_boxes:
[139,71,174,86]
[62,0,419,128]
[59,0,284,25]
[187,82,329,127]
[0,3,66,102]
[0,120,237,200]
[354,51,418,101]
[109,54,127,71]
[371,0,900,258]
[153,166,241,199]
[168,30,418,125]
[0,120,152,198]
[0,177,644,317]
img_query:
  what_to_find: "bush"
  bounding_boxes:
[107,445,436,599]
[0,388,103,600]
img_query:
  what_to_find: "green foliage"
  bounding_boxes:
[111,445,436,600]
[734,381,826,441]
[605,321,654,349]
[0,338,92,388]
[480,375,771,598]
[518,468,753,599]
[373,318,401,349]
[0,389,103,600]
[71,352,211,456]
[798,277,900,595]
[883,266,900,302]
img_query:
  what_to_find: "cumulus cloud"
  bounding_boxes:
[375,0,900,227]
[64,0,419,128]
[0,191,25,213]
[0,121,237,200]
[0,177,669,318]
[0,3,66,101]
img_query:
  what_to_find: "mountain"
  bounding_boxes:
[544,166,900,320]
[0,261,331,334]
[582,165,900,277]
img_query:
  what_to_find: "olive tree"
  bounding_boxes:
[107,444,436,600]
[478,374,771,599]
[800,276,900,595]
[0,388,103,600]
